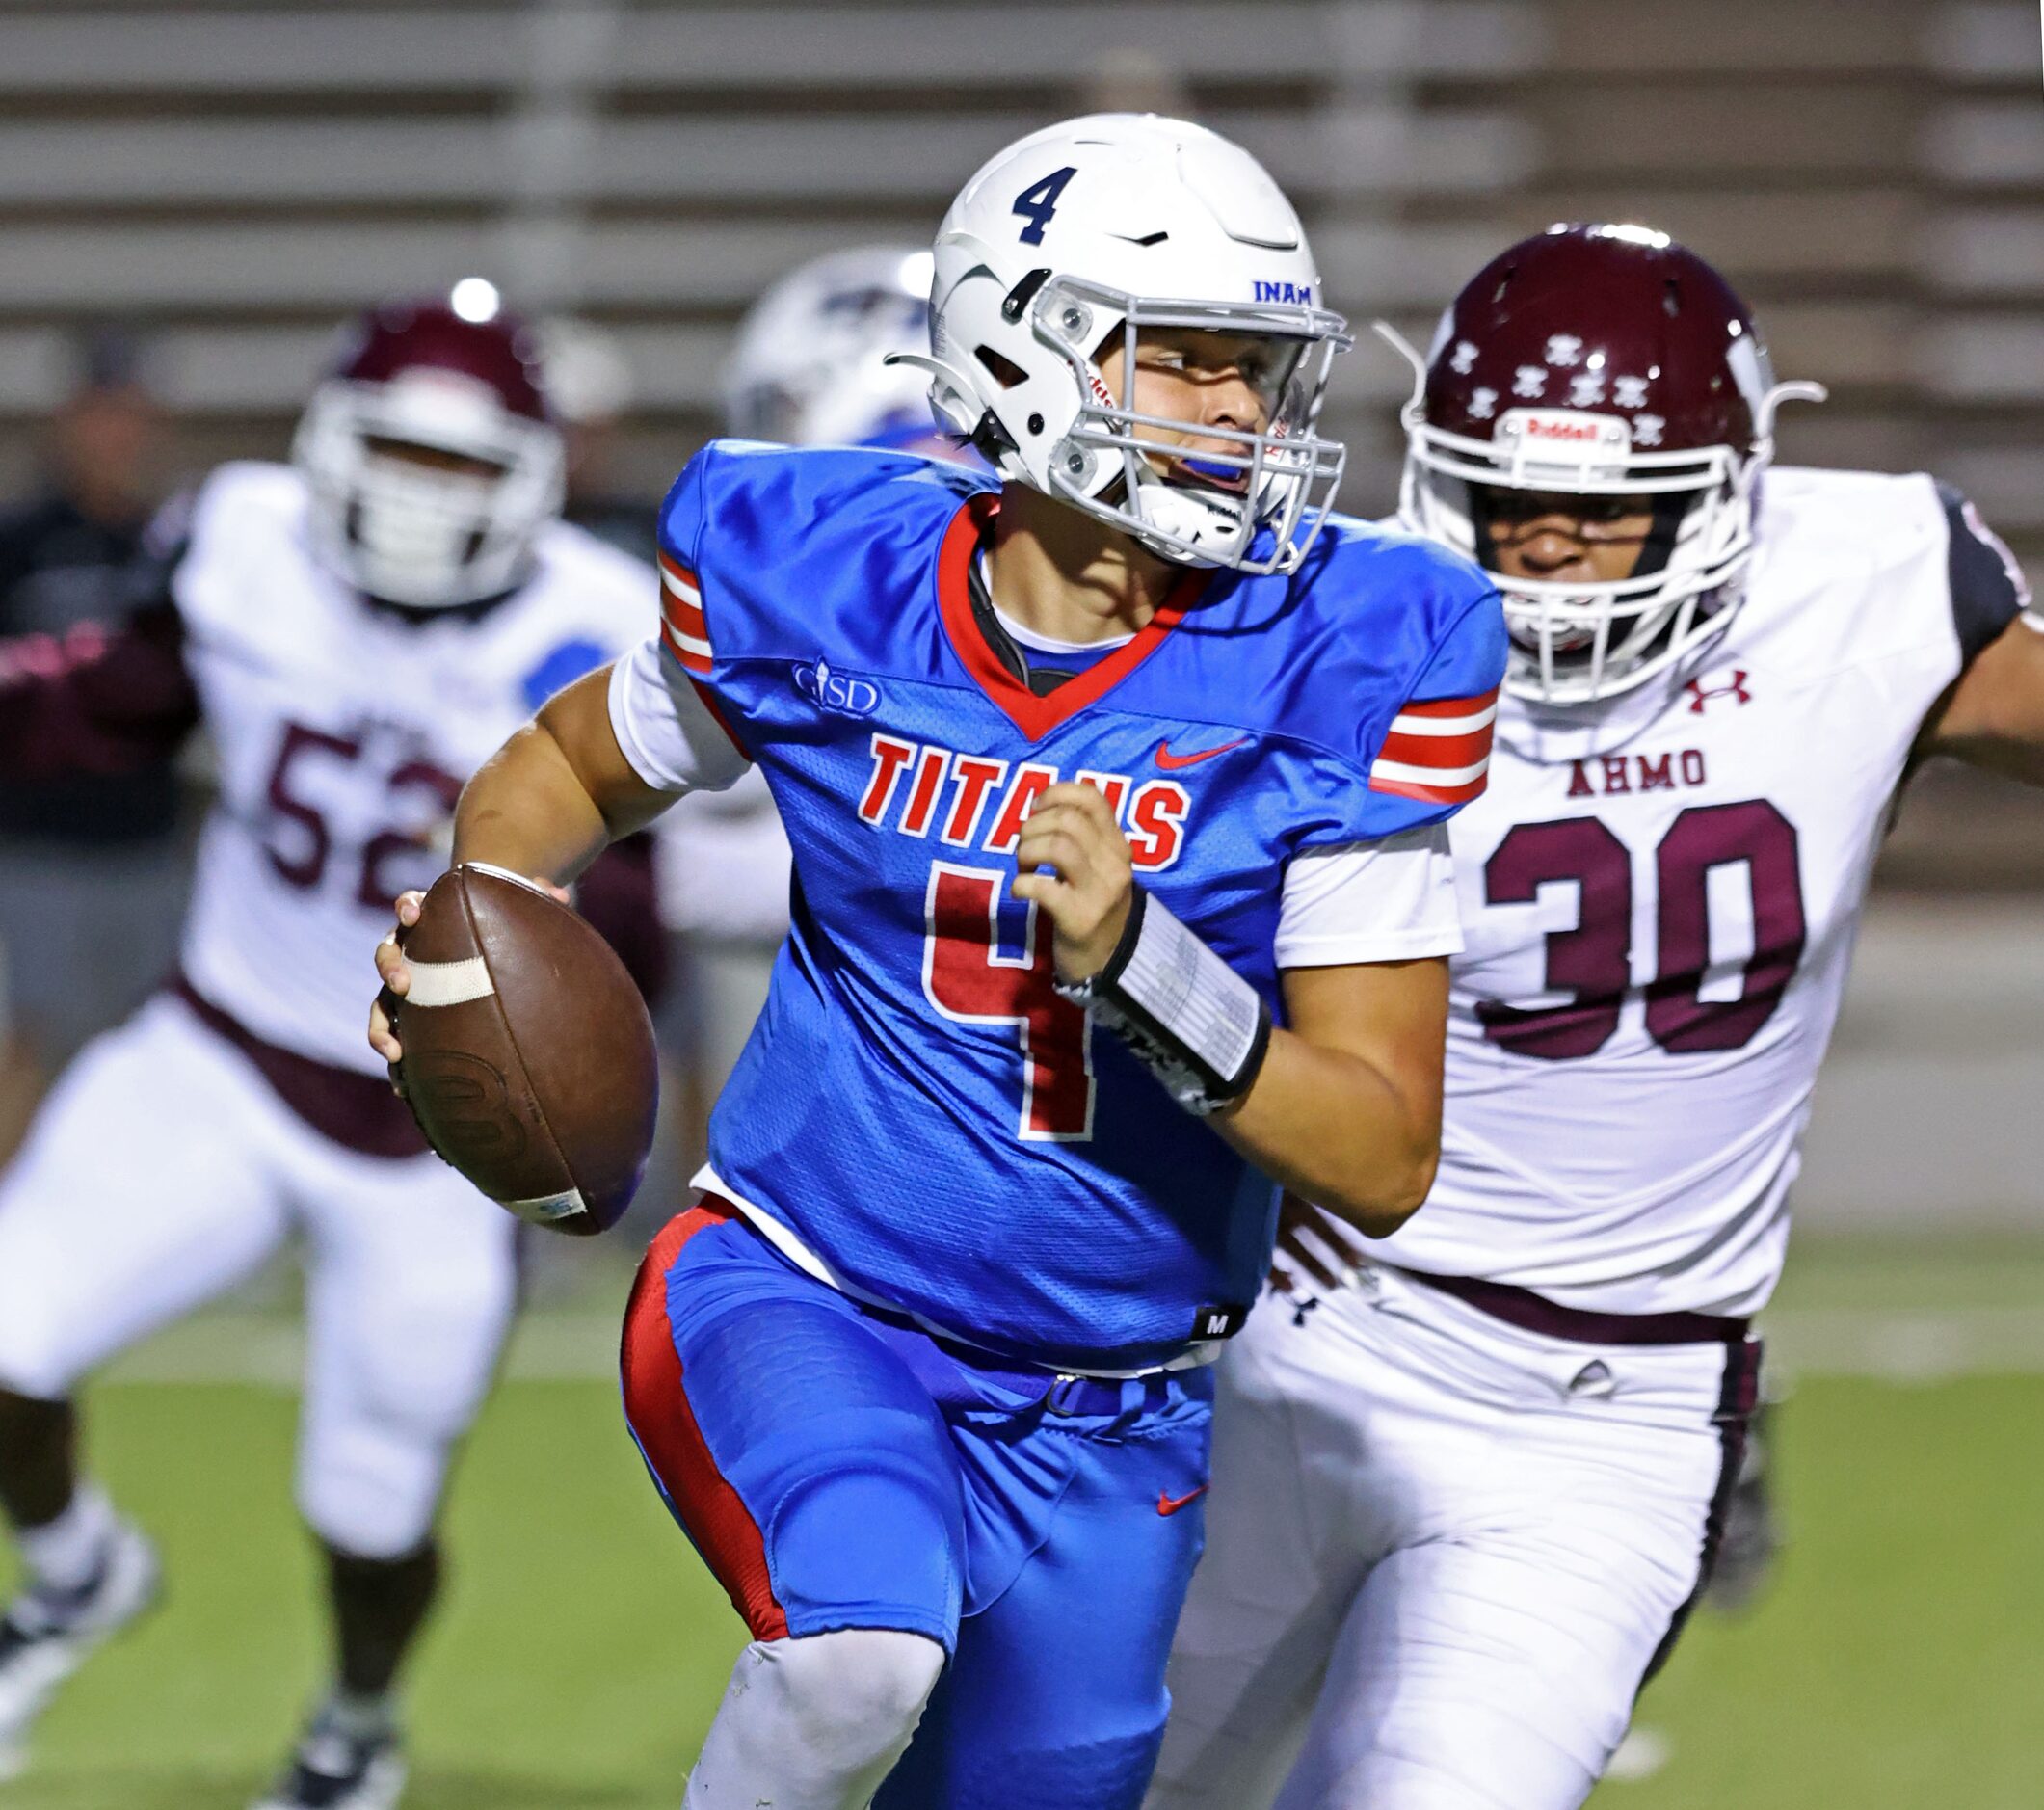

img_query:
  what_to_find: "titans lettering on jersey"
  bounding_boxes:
[655,443,1503,1371]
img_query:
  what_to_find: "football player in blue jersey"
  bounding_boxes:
[372,115,1506,1808]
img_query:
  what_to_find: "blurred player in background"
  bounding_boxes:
[373,115,1503,1806]
[0,294,658,1810]
[657,247,968,1127]
[537,314,659,567]
[0,333,181,1155]
[1152,224,2044,1809]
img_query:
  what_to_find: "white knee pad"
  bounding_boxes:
[297,1170,518,1559]
[296,1419,449,1560]
[0,1276,74,1404]
[685,1629,944,1809]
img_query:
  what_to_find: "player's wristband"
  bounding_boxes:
[1054,888,1272,1117]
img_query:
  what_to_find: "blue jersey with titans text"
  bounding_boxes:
[654,442,1503,1371]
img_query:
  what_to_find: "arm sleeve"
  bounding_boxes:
[1937,481,2033,664]
[0,599,199,779]
[1275,824,1463,969]
[606,637,752,795]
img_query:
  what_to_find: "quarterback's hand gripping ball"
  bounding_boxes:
[374,863,659,1235]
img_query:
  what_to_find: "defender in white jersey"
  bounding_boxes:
[1152,226,2044,1808]
[0,297,659,1807]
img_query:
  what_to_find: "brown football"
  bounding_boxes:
[395,862,659,1236]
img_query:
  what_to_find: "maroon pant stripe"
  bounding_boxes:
[1640,1334,1764,1687]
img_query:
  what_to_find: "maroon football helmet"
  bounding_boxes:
[1386,224,1821,704]
[295,292,565,608]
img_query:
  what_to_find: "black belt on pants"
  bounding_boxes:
[1393,1265,1751,1347]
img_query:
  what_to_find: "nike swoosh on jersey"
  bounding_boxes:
[1155,738,1246,771]
[1156,1485,1209,1516]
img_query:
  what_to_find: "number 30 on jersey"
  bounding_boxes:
[1480,800,1808,1060]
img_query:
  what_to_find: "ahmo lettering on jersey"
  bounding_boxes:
[857,734,1189,871]
[1566,747,1709,797]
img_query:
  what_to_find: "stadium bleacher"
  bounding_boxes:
[0,0,2035,568]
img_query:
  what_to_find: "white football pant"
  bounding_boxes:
[1149,1263,1754,1810]
[0,995,518,1558]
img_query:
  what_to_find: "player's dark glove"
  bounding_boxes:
[1704,1393,1783,1613]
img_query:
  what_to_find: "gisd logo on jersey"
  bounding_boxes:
[794,657,883,718]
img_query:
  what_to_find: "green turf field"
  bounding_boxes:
[3,1237,2043,1808]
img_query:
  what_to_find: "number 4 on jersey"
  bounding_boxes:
[923,862,1095,1141]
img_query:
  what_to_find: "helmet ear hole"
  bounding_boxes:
[975,346,1030,389]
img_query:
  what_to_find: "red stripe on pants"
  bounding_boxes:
[621,1202,791,1640]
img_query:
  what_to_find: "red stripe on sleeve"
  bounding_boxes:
[663,596,708,640]
[1376,725,1495,769]
[658,552,713,671]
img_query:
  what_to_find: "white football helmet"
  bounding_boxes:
[723,247,942,450]
[906,113,1351,574]
[295,296,565,610]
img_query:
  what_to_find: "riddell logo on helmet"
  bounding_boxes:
[1498,409,1632,459]
[1253,280,1313,306]
[1507,411,1624,444]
